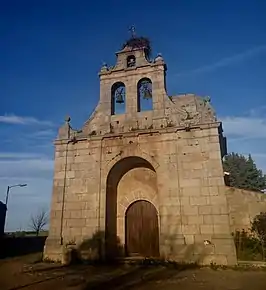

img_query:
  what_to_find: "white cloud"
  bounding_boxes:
[0,157,53,179]
[220,111,266,173]
[176,45,266,76]
[0,114,54,126]
[0,113,57,231]
[0,152,44,159]
[221,116,266,139]
[249,106,266,118]
[250,153,266,159]
[0,153,54,231]
[32,129,56,138]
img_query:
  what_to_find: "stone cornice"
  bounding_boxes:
[54,122,221,145]
[99,62,165,77]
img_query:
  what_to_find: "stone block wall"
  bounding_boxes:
[154,127,235,265]
[44,139,102,260]
[44,38,237,265]
[226,187,266,233]
[45,123,237,265]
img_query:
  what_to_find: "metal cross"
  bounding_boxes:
[129,25,136,38]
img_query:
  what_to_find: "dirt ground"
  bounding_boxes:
[1,254,266,290]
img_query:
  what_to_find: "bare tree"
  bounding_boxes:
[29,208,49,236]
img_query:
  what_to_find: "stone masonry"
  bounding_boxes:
[226,187,266,233]
[44,35,238,265]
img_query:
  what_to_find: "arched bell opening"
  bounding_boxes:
[111,82,126,115]
[137,78,153,112]
[127,55,136,68]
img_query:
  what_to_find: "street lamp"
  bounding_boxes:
[5,184,27,209]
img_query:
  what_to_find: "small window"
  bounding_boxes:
[111,82,126,115]
[127,55,136,68]
[137,78,152,112]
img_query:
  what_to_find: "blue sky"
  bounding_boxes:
[1,0,266,231]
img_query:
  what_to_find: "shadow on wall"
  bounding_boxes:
[63,230,124,264]
[164,233,224,265]
[63,230,237,265]
[64,231,217,265]
[0,236,47,259]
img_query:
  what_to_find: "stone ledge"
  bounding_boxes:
[54,122,221,144]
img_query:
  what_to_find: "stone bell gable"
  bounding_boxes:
[45,34,236,265]
[57,35,222,143]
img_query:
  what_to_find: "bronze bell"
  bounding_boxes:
[115,87,125,104]
[143,89,152,99]
[116,93,124,103]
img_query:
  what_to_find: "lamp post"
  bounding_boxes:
[5,184,27,209]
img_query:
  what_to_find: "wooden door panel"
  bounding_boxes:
[126,200,159,257]
[126,201,142,255]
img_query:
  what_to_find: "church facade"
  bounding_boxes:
[44,36,239,265]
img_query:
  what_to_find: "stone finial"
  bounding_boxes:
[129,25,137,38]
[154,53,164,62]
[203,96,211,104]
[100,62,108,72]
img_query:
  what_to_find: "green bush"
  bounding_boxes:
[233,229,265,261]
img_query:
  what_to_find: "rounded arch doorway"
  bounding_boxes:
[125,200,159,258]
[105,156,158,259]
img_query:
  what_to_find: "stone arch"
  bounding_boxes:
[105,156,157,259]
[117,191,159,252]
[118,192,159,217]
[105,149,159,176]
[137,77,153,112]
[111,81,126,115]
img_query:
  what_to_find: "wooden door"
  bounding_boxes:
[125,200,159,257]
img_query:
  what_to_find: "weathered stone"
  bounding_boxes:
[200,224,214,234]
[44,33,266,267]
[226,187,266,232]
